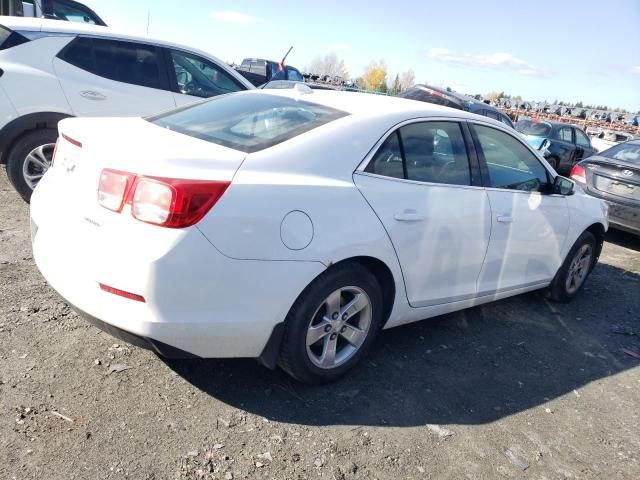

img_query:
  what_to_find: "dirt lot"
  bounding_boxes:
[1,171,639,480]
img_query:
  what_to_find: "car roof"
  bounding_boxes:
[0,16,254,89]
[247,89,507,125]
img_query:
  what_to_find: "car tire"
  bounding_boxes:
[547,231,597,303]
[6,129,58,203]
[278,262,384,384]
[547,156,559,171]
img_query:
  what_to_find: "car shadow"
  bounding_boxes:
[163,263,640,427]
[606,228,640,252]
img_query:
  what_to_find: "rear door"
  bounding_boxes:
[470,123,569,293]
[354,120,491,307]
[574,127,596,161]
[165,49,247,107]
[54,36,176,116]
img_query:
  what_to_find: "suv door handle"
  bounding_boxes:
[80,90,107,100]
[497,214,513,223]
[394,210,424,222]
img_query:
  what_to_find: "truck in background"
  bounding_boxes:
[0,0,106,26]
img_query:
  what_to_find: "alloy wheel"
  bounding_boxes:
[306,286,372,369]
[565,244,593,294]
[23,143,55,190]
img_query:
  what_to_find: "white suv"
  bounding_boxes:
[0,16,253,201]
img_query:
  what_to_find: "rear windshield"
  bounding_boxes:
[602,143,640,163]
[149,93,348,153]
[515,120,552,136]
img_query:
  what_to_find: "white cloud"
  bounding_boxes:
[426,48,544,77]
[210,11,257,24]
[632,66,640,74]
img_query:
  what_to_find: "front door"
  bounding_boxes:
[354,120,491,307]
[470,123,570,294]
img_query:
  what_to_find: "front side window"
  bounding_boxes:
[474,124,550,192]
[170,50,244,98]
[365,122,471,186]
[575,129,591,148]
[149,93,348,153]
[515,120,551,137]
[59,37,165,90]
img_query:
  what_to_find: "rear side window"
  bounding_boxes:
[0,26,30,50]
[58,37,166,90]
[149,93,348,153]
[575,129,591,148]
[366,122,472,186]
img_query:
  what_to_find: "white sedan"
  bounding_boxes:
[30,87,608,383]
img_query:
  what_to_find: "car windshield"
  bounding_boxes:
[515,120,552,137]
[602,143,640,163]
[149,93,348,153]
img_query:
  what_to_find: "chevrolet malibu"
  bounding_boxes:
[31,88,608,383]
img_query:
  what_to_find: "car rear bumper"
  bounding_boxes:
[30,175,325,358]
[583,186,639,235]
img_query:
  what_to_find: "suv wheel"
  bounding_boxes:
[279,263,383,384]
[547,231,596,303]
[6,129,58,202]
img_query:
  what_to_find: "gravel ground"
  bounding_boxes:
[1,170,639,480]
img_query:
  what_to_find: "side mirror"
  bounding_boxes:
[553,175,575,196]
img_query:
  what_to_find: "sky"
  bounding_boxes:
[81,0,640,112]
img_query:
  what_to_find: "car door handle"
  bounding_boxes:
[496,214,513,223]
[394,210,424,222]
[80,90,107,100]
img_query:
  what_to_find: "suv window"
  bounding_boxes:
[0,26,30,50]
[59,37,166,90]
[474,124,550,193]
[575,128,591,148]
[366,122,471,186]
[170,50,244,98]
[555,127,573,143]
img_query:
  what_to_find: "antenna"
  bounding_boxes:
[280,46,293,66]
[146,11,151,35]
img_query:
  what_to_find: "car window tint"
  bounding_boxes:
[555,127,573,143]
[171,50,244,98]
[60,37,164,89]
[575,129,591,148]
[474,124,550,192]
[400,122,471,185]
[364,132,404,179]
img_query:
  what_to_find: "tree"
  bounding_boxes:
[575,101,583,108]
[306,52,349,79]
[389,74,401,95]
[398,69,415,91]
[361,59,388,92]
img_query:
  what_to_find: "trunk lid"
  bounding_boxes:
[42,117,246,228]
[583,157,640,204]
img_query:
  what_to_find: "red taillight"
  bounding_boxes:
[97,169,230,228]
[131,176,230,228]
[570,164,587,184]
[99,283,145,302]
[61,133,82,148]
[98,169,136,212]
